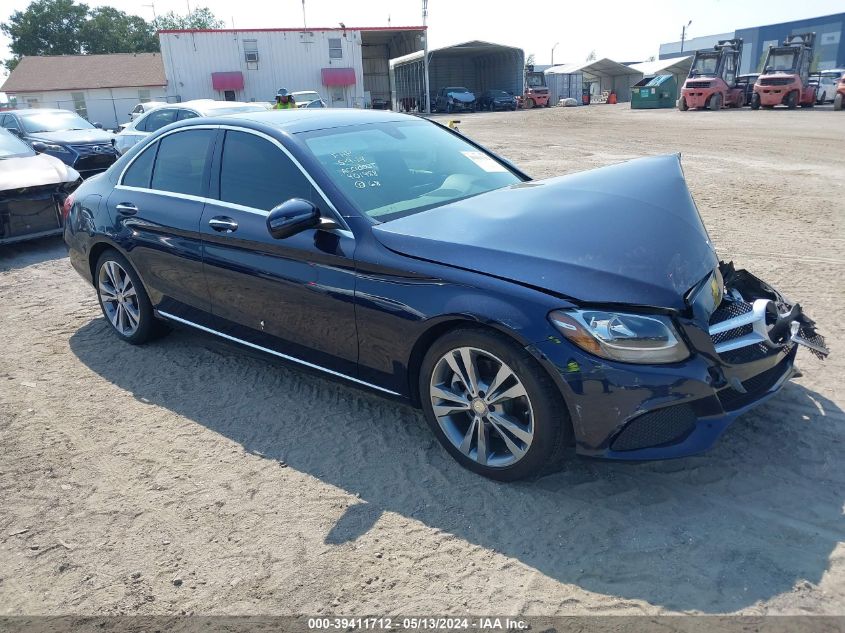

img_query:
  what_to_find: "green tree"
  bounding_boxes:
[80,7,158,54]
[154,7,225,30]
[1,0,89,71]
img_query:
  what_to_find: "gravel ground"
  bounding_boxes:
[1,104,843,616]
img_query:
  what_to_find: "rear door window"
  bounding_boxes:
[177,109,200,121]
[150,129,216,197]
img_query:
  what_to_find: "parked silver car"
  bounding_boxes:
[291,91,327,108]
[812,69,844,104]
[114,100,267,154]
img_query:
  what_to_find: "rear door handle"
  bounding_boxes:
[208,216,238,233]
[115,203,138,216]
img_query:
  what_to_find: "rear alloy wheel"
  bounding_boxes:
[420,328,571,481]
[96,249,161,344]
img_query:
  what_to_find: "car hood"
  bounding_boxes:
[372,154,718,311]
[0,153,80,191]
[448,92,475,102]
[27,129,116,144]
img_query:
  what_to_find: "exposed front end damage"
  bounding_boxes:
[0,154,80,245]
[531,261,828,461]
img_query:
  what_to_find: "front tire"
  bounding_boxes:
[751,93,761,109]
[95,249,162,345]
[524,98,534,109]
[708,92,722,111]
[677,97,688,111]
[786,90,798,109]
[419,327,571,481]
[835,93,843,111]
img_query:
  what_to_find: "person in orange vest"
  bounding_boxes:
[273,89,296,110]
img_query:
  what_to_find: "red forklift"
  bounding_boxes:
[751,33,817,109]
[520,65,550,109]
[678,38,745,110]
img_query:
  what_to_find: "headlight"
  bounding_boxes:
[40,143,71,154]
[549,309,689,364]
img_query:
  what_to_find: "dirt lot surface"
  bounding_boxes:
[1,104,844,616]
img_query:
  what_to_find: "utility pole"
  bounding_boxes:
[422,0,431,114]
[680,20,692,52]
[551,42,559,67]
[302,0,307,30]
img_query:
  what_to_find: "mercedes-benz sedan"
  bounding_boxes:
[64,110,828,480]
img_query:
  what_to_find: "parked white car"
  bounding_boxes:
[129,101,168,121]
[291,91,327,108]
[114,100,267,154]
[813,70,844,104]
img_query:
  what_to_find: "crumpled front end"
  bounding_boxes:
[531,261,828,460]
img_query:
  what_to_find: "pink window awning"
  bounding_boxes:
[211,71,245,91]
[321,67,356,86]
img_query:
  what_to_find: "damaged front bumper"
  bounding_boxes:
[0,184,75,245]
[530,261,829,460]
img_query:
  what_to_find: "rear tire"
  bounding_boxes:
[524,98,534,109]
[835,93,843,111]
[786,90,798,109]
[677,97,688,111]
[750,93,761,110]
[419,327,572,481]
[95,249,164,345]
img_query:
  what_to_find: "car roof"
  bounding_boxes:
[193,108,413,134]
[8,108,77,116]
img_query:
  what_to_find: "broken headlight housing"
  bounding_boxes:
[549,309,690,364]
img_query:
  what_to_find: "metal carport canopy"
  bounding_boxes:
[628,56,693,78]
[547,58,643,78]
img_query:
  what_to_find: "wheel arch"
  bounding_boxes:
[405,316,538,407]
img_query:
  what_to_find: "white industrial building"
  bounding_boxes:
[158,26,425,108]
[0,53,167,129]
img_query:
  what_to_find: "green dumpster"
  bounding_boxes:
[631,74,677,109]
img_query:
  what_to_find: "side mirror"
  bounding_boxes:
[93,122,103,129]
[8,127,22,137]
[31,141,48,153]
[267,198,336,239]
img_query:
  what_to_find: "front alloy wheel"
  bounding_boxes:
[420,328,571,481]
[430,347,534,468]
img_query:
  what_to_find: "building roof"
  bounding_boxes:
[391,40,523,65]
[0,53,166,93]
[629,56,693,77]
[157,25,425,34]
[546,58,642,77]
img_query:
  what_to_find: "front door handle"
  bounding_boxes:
[115,203,138,216]
[208,216,238,233]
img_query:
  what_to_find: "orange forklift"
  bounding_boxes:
[751,33,817,109]
[678,38,744,110]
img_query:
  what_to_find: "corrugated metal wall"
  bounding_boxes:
[362,44,390,103]
[545,72,583,103]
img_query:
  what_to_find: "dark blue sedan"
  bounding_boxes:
[63,109,828,480]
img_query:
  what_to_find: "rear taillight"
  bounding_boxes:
[61,193,75,222]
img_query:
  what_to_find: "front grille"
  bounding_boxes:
[759,77,792,86]
[720,342,782,364]
[610,404,697,452]
[708,298,782,363]
[74,154,116,174]
[717,356,791,411]
[711,323,753,346]
[686,81,712,89]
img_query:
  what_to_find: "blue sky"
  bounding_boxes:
[2,0,843,78]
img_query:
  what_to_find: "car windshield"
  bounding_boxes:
[766,50,798,72]
[19,111,95,133]
[293,92,320,102]
[526,73,544,87]
[301,120,523,222]
[0,128,35,158]
[691,54,720,75]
